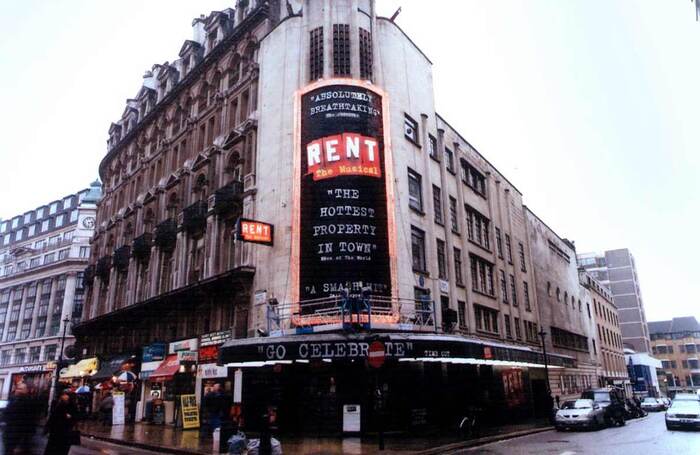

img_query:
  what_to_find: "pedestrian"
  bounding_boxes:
[99,391,114,426]
[555,395,560,409]
[3,382,40,454]
[43,391,80,455]
[203,383,229,430]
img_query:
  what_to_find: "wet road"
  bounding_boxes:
[460,411,700,455]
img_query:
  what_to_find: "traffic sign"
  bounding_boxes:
[368,341,385,369]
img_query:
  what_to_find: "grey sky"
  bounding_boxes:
[0,1,697,322]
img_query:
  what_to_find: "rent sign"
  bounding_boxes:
[296,82,393,305]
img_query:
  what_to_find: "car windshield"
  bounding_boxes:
[561,400,592,410]
[669,401,700,412]
[642,398,657,403]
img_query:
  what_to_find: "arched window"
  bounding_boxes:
[144,208,155,233]
[167,193,180,219]
[124,222,134,243]
[193,173,208,200]
[228,54,241,87]
[556,287,560,302]
[225,151,243,183]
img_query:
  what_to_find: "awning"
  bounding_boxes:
[91,354,138,382]
[59,357,99,379]
[219,332,577,369]
[148,355,180,382]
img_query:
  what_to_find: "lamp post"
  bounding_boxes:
[51,317,71,408]
[538,328,554,421]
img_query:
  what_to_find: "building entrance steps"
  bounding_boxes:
[77,418,551,454]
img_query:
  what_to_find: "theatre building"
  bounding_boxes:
[0,183,100,404]
[76,0,581,434]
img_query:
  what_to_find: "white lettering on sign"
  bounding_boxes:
[307,134,378,167]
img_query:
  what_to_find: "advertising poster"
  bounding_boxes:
[502,369,526,408]
[180,394,200,429]
[296,82,393,308]
[112,391,125,425]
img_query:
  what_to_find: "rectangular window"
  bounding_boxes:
[411,227,426,272]
[499,270,508,303]
[449,197,459,232]
[309,27,324,81]
[359,28,373,80]
[504,314,512,339]
[474,304,499,334]
[505,234,513,264]
[29,346,40,363]
[58,249,69,260]
[70,210,78,223]
[432,185,443,224]
[469,254,495,296]
[458,301,467,330]
[404,115,419,144]
[551,326,589,352]
[495,228,503,258]
[332,24,351,76]
[514,317,522,340]
[444,148,455,173]
[428,135,438,161]
[466,205,490,250]
[454,248,463,286]
[510,274,518,306]
[407,168,423,212]
[524,281,531,311]
[43,253,55,264]
[49,202,58,215]
[0,350,10,366]
[55,214,64,228]
[518,242,527,272]
[461,159,487,197]
[79,246,90,258]
[28,224,35,237]
[437,239,447,280]
[44,345,57,361]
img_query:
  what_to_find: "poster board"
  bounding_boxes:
[112,391,125,426]
[180,394,200,429]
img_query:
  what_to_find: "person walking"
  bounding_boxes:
[3,382,40,454]
[43,392,79,455]
[203,383,229,430]
[99,391,114,426]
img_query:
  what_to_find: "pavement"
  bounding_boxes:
[454,411,700,455]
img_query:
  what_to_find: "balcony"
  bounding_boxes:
[131,233,152,262]
[182,200,208,235]
[112,245,131,272]
[154,219,177,252]
[212,181,244,217]
[95,256,112,280]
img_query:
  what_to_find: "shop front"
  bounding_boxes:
[219,333,574,435]
[143,338,199,426]
[59,357,99,387]
[89,353,140,420]
[196,329,234,425]
[9,364,54,412]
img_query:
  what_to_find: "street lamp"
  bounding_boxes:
[50,317,71,408]
[538,328,554,419]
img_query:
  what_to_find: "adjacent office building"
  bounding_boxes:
[648,316,700,394]
[578,249,651,353]
[0,182,101,402]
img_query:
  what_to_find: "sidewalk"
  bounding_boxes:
[77,419,552,454]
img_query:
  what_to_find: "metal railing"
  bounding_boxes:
[265,294,436,336]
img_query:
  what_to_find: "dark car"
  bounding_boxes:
[581,388,626,426]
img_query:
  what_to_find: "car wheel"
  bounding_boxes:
[618,416,626,426]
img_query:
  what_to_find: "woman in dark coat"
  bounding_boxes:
[44,392,78,455]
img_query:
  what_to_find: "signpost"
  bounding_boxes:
[368,341,385,369]
[180,394,200,429]
[112,391,125,426]
[236,218,274,246]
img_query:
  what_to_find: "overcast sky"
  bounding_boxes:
[0,1,698,322]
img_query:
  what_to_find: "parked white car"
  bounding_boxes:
[666,400,700,430]
[555,399,606,431]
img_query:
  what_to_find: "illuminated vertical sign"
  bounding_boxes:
[294,81,394,306]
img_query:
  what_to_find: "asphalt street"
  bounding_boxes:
[459,411,700,455]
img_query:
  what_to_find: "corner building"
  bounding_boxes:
[78,0,578,433]
[0,183,100,404]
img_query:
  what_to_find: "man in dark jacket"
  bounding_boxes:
[3,382,40,454]
[203,383,229,430]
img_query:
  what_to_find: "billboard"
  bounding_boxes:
[292,80,396,309]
